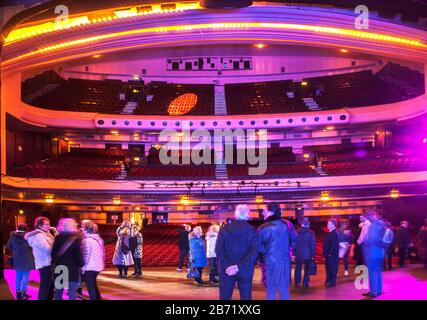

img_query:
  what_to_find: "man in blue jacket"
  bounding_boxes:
[215,204,260,300]
[361,210,386,298]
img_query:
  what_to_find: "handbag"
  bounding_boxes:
[186,259,200,279]
[308,258,317,275]
[187,267,200,279]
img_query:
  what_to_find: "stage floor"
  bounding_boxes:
[2,264,427,300]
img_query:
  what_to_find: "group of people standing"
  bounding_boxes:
[7,217,105,300]
[112,221,143,278]
[176,205,427,300]
[177,203,298,300]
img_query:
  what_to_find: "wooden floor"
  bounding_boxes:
[2,264,427,300]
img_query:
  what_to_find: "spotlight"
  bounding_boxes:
[44,194,55,203]
[390,189,399,199]
[255,43,265,49]
[321,191,330,201]
[339,49,349,53]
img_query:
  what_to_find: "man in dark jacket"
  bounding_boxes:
[294,218,316,288]
[177,224,191,271]
[51,218,84,300]
[258,203,296,300]
[7,224,35,300]
[215,204,260,300]
[323,219,339,287]
[396,221,410,266]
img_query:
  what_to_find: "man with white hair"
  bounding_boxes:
[215,204,260,300]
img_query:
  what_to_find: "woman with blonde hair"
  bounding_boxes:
[112,221,134,278]
[189,226,208,285]
[81,220,105,300]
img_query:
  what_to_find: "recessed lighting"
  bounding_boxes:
[92,54,102,58]
[321,191,330,201]
[111,130,119,135]
[339,49,349,53]
[326,126,335,130]
[255,43,265,49]
[390,189,399,199]
[301,81,308,86]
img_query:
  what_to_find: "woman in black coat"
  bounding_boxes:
[7,223,35,300]
[51,218,84,300]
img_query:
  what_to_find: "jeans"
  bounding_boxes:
[133,258,142,275]
[294,259,310,286]
[219,272,253,300]
[266,286,290,300]
[178,249,189,269]
[367,257,383,295]
[54,281,79,300]
[38,266,53,300]
[85,271,101,300]
[15,270,30,292]
[343,251,350,272]
[194,267,203,282]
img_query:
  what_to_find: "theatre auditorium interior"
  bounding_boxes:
[0,0,427,301]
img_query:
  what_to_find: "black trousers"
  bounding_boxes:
[219,272,253,300]
[398,247,407,266]
[38,266,53,300]
[85,271,101,300]
[383,245,394,269]
[294,259,311,286]
[118,265,129,275]
[208,258,218,281]
[134,258,142,274]
[325,255,339,285]
[178,249,189,269]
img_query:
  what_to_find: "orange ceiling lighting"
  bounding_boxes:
[4,22,426,66]
[5,2,201,45]
[255,43,265,49]
[167,93,198,116]
[339,48,349,53]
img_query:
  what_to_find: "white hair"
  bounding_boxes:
[235,204,250,220]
